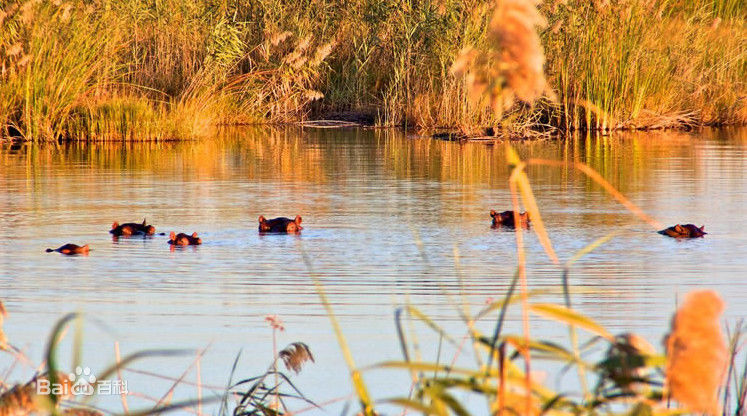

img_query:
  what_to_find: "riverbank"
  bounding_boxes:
[0,0,744,141]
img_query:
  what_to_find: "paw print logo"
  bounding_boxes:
[68,366,96,396]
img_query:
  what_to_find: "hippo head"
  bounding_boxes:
[169,232,187,245]
[287,215,303,232]
[258,216,270,232]
[191,232,202,244]
[140,219,153,235]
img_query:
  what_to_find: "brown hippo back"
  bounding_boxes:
[46,244,90,255]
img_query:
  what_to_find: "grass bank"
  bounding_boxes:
[0,0,745,141]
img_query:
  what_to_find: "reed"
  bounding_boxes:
[1,0,743,141]
[665,290,728,415]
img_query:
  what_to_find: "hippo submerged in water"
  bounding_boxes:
[490,210,530,228]
[46,244,90,255]
[110,219,156,236]
[258,215,303,233]
[168,232,202,246]
[658,224,707,238]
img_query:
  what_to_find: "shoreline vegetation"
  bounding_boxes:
[0,0,744,141]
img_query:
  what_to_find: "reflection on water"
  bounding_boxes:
[0,127,745,412]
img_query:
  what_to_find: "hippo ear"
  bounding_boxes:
[192,232,198,238]
[490,210,497,218]
[674,224,684,233]
[258,216,266,223]
[112,222,119,229]
[700,225,705,231]
[295,215,302,225]
[169,231,176,240]
[142,218,147,226]
[525,211,531,220]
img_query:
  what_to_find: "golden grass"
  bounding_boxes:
[1,0,744,140]
[665,290,728,415]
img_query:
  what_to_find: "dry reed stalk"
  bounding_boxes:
[152,348,208,413]
[114,342,129,414]
[196,356,201,416]
[0,301,7,351]
[265,314,284,410]
[665,290,728,415]
[507,161,533,416]
[526,159,664,230]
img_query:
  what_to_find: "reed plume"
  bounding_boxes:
[279,342,315,374]
[0,381,39,416]
[664,290,728,415]
[489,0,550,105]
[451,0,551,116]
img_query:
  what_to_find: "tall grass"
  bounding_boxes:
[0,0,745,141]
[545,0,746,131]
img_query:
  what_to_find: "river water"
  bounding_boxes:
[0,127,745,414]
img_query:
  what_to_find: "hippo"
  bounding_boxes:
[168,232,202,246]
[658,224,706,238]
[490,210,530,228]
[46,244,90,255]
[110,219,156,236]
[258,215,303,233]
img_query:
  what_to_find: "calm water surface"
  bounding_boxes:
[0,127,745,413]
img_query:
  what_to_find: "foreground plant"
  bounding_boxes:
[303,140,743,415]
[665,290,728,415]
[0,309,216,415]
[223,342,316,416]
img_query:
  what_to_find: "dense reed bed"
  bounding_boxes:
[0,0,744,141]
